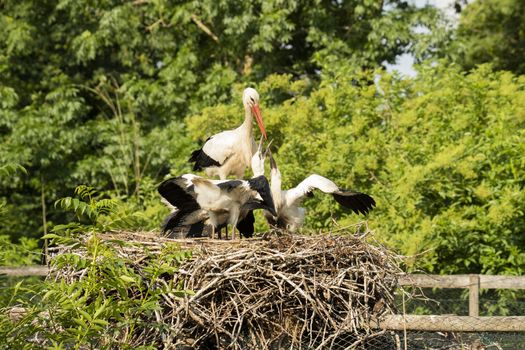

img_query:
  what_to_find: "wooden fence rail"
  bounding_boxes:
[398,274,525,290]
[3,267,525,332]
[398,274,525,317]
[0,266,48,277]
[377,315,525,332]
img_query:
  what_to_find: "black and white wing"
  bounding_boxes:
[190,177,229,210]
[158,176,198,210]
[189,130,238,171]
[284,174,376,215]
[157,175,207,236]
[246,176,277,217]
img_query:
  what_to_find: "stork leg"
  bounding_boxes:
[212,225,216,240]
[231,221,238,240]
[224,226,229,240]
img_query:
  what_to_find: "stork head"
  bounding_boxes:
[251,136,273,177]
[243,87,267,139]
[251,135,266,177]
[268,149,281,179]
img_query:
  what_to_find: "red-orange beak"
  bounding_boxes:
[251,104,267,140]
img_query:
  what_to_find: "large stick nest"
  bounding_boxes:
[50,230,402,349]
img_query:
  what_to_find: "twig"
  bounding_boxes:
[191,14,219,43]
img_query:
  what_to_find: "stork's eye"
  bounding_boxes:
[250,97,255,102]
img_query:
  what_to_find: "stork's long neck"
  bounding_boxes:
[240,106,253,134]
[238,106,255,166]
[270,168,283,212]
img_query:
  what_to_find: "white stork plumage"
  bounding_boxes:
[157,172,276,239]
[259,151,376,232]
[189,88,267,180]
[251,136,271,178]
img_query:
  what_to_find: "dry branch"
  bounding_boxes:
[191,14,219,43]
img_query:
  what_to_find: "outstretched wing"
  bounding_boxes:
[158,176,199,212]
[158,176,207,235]
[284,174,376,215]
[332,190,376,215]
[284,174,339,206]
[190,177,225,209]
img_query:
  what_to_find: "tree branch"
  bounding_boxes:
[191,14,219,43]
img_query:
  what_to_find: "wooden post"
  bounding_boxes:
[469,274,480,317]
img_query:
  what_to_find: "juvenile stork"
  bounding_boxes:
[260,151,376,232]
[189,88,267,179]
[158,172,276,239]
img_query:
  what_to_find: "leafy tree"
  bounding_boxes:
[1,228,192,349]
[454,0,525,74]
[0,0,442,241]
[0,163,40,265]
[187,62,525,276]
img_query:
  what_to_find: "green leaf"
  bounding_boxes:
[78,309,93,322]
[120,275,136,284]
[73,317,88,328]
[41,233,60,240]
[92,319,109,327]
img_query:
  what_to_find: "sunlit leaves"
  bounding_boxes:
[0,235,40,266]
[1,232,192,348]
[0,0,446,242]
[0,86,18,109]
[187,63,525,278]
[0,163,26,177]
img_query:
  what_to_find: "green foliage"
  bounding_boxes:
[0,163,26,220]
[0,232,192,349]
[0,163,39,266]
[1,188,191,348]
[187,63,525,276]
[0,163,26,177]
[52,185,163,235]
[454,0,525,74]
[1,0,523,279]
[0,0,442,242]
[0,235,40,266]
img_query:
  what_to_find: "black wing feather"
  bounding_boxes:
[188,137,221,171]
[161,210,196,237]
[248,176,277,216]
[161,211,182,234]
[332,190,376,215]
[217,180,243,192]
[236,211,255,238]
[187,221,205,237]
[158,177,203,236]
[158,177,200,212]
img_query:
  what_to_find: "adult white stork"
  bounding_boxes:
[260,151,376,232]
[189,87,267,180]
[158,172,276,239]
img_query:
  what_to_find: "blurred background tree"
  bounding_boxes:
[1,0,524,277]
[453,0,525,75]
[0,0,441,241]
